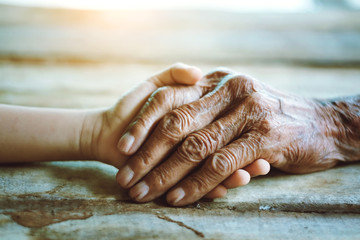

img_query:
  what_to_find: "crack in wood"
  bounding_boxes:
[14,183,67,199]
[157,215,205,238]
[44,184,66,195]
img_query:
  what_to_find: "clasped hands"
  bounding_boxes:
[85,63,342,206]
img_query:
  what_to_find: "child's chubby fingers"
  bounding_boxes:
[222,159,270,189]
[204,185,227,199]
[204,169,250,199]
[222,169,251,189]
[243,159,270,177]
[204,159,270,199]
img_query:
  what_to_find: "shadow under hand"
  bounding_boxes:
[0,161,129,200]
[46,161,129,200]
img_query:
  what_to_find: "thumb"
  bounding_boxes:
[149,62,203,86]
[115,63,202,120]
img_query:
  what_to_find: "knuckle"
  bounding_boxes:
[160,111,182,133]
[257,118,272,134]
[226,75,258,97]
[205,68,233,80]
[187,175,212,194]
[246,93,272,121]
[148,168,169,189]
[135,150,153,168]
[177,133,212,163]
[248,92,265,106]
[159,108,192,140]
[208,150,237,174]
[130,117,148,133]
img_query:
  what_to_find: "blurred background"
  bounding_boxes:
[0,0,359,108]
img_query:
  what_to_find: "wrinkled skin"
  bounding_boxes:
[84,64,270,199]
[116,69,360,206]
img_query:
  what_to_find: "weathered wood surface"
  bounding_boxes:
[1,63,360,108]
[1,4,360,65]
[0,4,360,240]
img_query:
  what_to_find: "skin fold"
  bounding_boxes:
[116,69,360,206]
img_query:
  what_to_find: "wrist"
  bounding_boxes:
[317,96,360,162]
[79,109,105,160]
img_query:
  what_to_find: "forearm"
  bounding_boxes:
[320,95,360,162]
[0,104,94,163]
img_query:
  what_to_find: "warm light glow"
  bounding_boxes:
[0,0,314,12]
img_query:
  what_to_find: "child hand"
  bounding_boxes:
[81,63,203,169]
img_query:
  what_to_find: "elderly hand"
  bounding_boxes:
[116,68,359,206]
[84,64,269,198]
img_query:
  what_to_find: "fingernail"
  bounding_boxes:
[117,165,134,187]
[118,132,135,154]
[131,181,149,201]
[168,188,185,205]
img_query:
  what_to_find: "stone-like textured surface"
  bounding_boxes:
[2,211,359,240]
[1,162,360,212]
[1,162,360,239]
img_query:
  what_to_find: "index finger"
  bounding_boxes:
[167,132,262,206]
[117,68,227,155]
[114,63,203,121]
[116,74,232,189]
